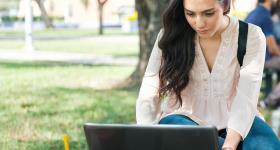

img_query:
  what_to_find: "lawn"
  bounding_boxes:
[0,39,138,57]
[0,61,138,150]
[0,28,139,57]
[0,28,137,38]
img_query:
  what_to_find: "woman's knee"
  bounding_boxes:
[158,114,198,125]
[242,117,280,150]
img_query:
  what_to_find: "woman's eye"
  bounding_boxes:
[205,12,214,16]
[186,13,194,16]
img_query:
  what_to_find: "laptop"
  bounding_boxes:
[84,123,219,150]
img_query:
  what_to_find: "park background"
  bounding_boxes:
[0,0,278,149]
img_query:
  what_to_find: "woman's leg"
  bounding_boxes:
[158,114,225,150]
[242,116,280,150]
[158,114,199,125]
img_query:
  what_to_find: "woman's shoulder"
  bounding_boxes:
[247,23,265,38]
[229,15,264,38]
[246,22,266,52]
[153,28,164,41]
[158,28,164,37]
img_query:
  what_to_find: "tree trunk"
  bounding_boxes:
[128,0,169,85]
[34,0,54,28]
[97,0,108,35]
[81,0,90,9]
[98,4,104,35]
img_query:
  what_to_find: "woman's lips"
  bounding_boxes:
[197,30,208,34]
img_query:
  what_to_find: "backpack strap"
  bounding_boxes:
[237,20,248,67]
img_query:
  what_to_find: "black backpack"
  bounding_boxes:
[237,20,248,67]
[238,21,280,108]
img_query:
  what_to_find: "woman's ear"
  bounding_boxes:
[223,0,233,15]
[223,8,230,15]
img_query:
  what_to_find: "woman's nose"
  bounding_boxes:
[196,16,205,29]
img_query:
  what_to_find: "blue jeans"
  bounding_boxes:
[159,114,280,150]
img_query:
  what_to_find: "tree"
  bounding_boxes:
[81,0,90,10]
[0,0,19,11]
[97,0,108,35]
[34,0,54,28]
[128,0,169,85]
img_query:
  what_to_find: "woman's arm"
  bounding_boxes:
[136,30,163,124]
[224,25,266,148]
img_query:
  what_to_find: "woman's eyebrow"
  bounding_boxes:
[184,8,215,13]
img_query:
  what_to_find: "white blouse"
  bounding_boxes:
[136,16,266,139]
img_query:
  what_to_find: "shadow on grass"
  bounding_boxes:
[23,84,138,123]
[4,85,139,149]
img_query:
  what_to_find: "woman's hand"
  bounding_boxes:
[222,128,241,150]
[222,147,234,150]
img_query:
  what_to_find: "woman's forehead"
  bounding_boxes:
[183,0,220,12]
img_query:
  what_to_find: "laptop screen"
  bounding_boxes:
[84,123,218,150]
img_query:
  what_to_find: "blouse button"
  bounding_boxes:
[204,88,208,93]
[213,78,218,82]
[214,89,217,93]
[203,78,207,82]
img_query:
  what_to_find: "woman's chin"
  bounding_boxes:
[197,33,210,38]
[197,32,215,39]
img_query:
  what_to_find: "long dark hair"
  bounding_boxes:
[158,0,231,105]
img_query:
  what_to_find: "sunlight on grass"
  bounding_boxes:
[0,40,25,50]
[0,28,137,37]
[0,28,139,57]
[33,38,138,57]
[0,38,138,57]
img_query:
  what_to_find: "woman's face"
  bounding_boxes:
[183,0,226,38]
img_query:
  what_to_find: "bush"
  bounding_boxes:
[1,16,64,23]
[1,16,22,22]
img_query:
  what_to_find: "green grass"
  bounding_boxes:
[0,40,25,50]
[0,28,137,38]
[0,39,138,57]
[32,39,138,57]
[0,28,139,57]
[0,61,138,150]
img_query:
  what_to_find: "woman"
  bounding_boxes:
[136,0,280,149]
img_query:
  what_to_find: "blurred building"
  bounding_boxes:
[231,0,258,19]
[17,0,135,28]
[10,0,261,29]
[234,0,257,12]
